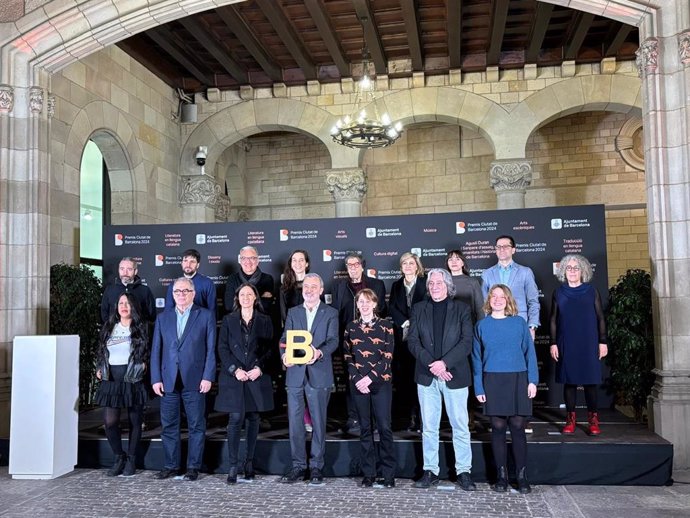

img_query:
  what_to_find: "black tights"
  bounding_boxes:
[103,406,144,457]
[490,415,528,470]
[563,384,598,412]
[227,411,260,468]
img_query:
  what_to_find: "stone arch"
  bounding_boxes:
[180,98,360,176]
[497,74,643,159]
[63,101,145,224]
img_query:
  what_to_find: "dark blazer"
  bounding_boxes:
[215,311,274,413]
[150,304,217,391]
[388,275,428,339]
[101,276,156,324]
[407,298,473,389]
[331,276,387,333]
[280,303,339,389]
[224,270,275,314]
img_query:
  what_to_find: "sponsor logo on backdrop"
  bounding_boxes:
[411,247,422,256]
[323,250,332,262]
[376,269,400,281]
[114,234,124,246]
[518,242,547,253]
[376,227,402,237]
[551,218,563,229]
[115,234,151,245]
[367,269,377,278]
[324,294,333,304]
[288,229,318,240]
[155,298,165,308]
[562,218,590,228]
[155,255,164,266]
[280,229,289,241]
[456,222,466,234]
[366,227,376,238]
[196,234,206,244]
[422,247,447,257]
[465,221,497,232]
[204,234,230,244]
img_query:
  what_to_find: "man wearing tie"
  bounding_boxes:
[278,273,339,485]
[151,277,216,481]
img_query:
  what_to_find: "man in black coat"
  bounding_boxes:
[100,257,156,323]
[331,252,387,433]
[407,268,476,492]
[223,246,275,314]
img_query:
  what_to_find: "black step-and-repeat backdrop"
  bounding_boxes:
[104,204,609,408]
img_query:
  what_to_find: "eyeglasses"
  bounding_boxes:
[173,289,194,295]
[346,262,362,269]
[240,256,259,263]
[565,266,581,272]
[495,245,513,250]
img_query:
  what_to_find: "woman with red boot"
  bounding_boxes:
[550,254,608,435]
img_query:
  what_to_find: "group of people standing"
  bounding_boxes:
[94,235,608,493]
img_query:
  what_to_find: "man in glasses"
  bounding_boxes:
[151,277,216,482]
[100,257,156,324]
[331,252,387,434]
[223,245,275,314]
[481,235,540,338]
[164,249,217,314]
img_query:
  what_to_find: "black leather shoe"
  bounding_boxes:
[154,468,178,480]
[121,455,136,477]
[377,478,395,488]
[310,467,325,485]
[361,476,375,487]
[279,467,308,483]
[243,460,255,480]
[107,453,127,477]
[183,469,199,481]
[457,471,477,491]
[226,466,238,485]
[517,467,532,494]
[407,415,420,433]
[493,466,509,493]
[414,470,439,488]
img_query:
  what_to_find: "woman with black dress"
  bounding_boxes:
[550,254,608,435]
[95,293,150,477]
[215,283,274,484]
[388,252,426,432]
[473,284,538,493]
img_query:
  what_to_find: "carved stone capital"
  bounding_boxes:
[489,160,532,192]
[29,87,43,114]
[635,37,659,78]
[679,31,690,66]
[0,84,14,113]
[615,116,644,171]
[326,168,367,202]
[47,94,56,118]
[215,194,231,221]
[180,174,222,206]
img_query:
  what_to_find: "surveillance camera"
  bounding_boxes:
[195,146,208,167]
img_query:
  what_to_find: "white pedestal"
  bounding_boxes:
[9,335,80,479]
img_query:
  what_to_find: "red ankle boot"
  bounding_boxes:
[588,412,601,435]
[562,412,576,434]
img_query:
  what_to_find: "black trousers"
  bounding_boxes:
[352,382,396,479]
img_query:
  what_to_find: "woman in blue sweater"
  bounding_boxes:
[473,284,538,494]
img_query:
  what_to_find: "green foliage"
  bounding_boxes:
[49,263,102,407]
[605,269,655,420]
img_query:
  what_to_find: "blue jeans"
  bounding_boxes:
[417,379,471,475]
[160,386,206,470]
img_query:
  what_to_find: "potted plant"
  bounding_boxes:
[49,263,103,406]
[605,269,655,421]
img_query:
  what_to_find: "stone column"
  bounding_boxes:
[179,173,229,222]
[489,160,533,209]
[642,10,690,469]
[0,69,52,435]
[326,168,367,217]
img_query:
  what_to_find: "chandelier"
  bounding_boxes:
[331,51,403,149]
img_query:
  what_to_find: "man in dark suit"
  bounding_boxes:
[223,245,275,314]
[278,273,339,485]
[164,248,217,314]
[331,252,387,433]
[100,257,156,324]
[151,277,216,481]
[407,268,476,491]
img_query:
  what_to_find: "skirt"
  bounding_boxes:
[94,364,148,408]
[482,371,532,417]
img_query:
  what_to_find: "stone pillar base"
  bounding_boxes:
[649,369,690,469]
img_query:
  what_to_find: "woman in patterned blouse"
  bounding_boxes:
[343,289,396,488]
